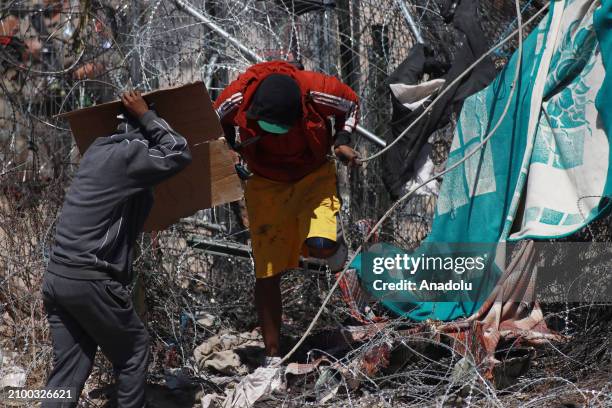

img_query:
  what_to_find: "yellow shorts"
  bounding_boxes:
[245,162,340,279]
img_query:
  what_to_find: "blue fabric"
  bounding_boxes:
[306,237,336,249]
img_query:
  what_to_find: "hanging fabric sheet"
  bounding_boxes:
[429,0,611,244]
[355,0,611,322]
[382,0,496,199]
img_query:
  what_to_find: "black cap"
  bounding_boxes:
[246,74,302,131]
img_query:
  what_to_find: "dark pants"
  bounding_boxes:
[41,272,149,408]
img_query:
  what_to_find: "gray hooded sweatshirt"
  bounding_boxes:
[48,110,192,284]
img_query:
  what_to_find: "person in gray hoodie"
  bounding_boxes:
[41,91,192,408]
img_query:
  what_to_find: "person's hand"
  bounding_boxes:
[0,16,20,36]
[23,38,42,61]
[121,90,149,119]
[72,62,104,80]
[334,145,361,167]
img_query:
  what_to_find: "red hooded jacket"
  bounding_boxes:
[214,61,359,182]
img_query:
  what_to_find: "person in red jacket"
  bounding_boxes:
[214,61,360,364]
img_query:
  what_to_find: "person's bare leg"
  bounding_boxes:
[255,275,282,357]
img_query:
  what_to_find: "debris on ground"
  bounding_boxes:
[194,330,264,376]
[0,349,26,388]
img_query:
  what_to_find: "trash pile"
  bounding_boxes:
[142,286,611,407]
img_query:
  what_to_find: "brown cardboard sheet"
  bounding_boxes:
[59,82,244,231]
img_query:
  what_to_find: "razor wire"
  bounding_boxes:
[0,0,546,227]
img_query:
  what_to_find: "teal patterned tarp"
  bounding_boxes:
[429,0,611,245]
[357,0,612,321]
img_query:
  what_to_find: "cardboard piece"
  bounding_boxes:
[59,82,244,231]
[59,82,222,150]
[143,139,243,231]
